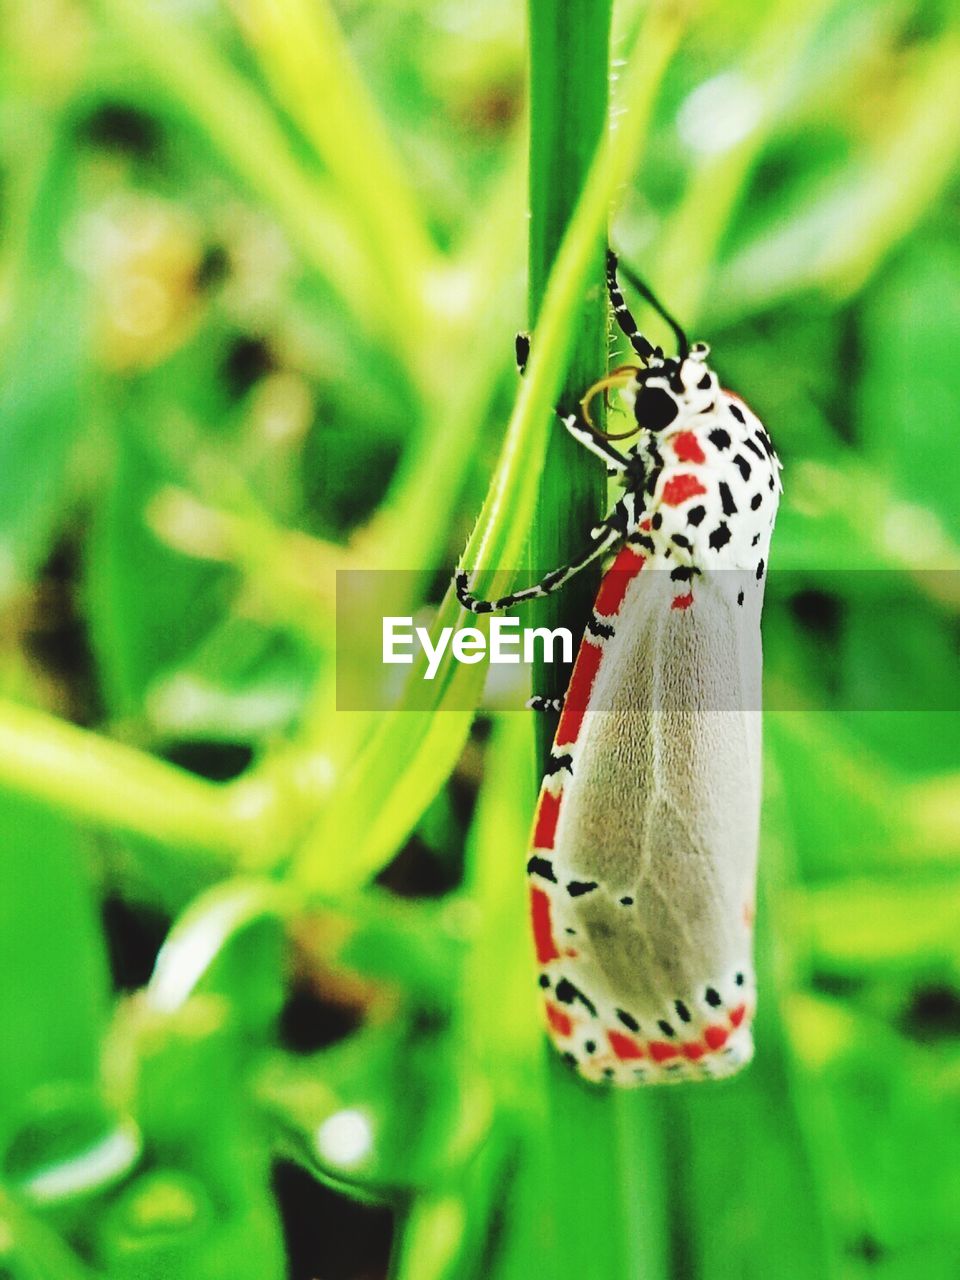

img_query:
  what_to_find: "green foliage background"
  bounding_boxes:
[0,0,958,1276]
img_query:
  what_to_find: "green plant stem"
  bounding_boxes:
[0,698,285,866]
[234,0,440,345]
[91,0,410,365]
[521,4,683,1278]
[0,2,674,907]
[652,0,837,327]
[527,0,611,763]
[289,8,678,898]
[717,36,960,315]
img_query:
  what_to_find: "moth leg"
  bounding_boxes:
[515,330,630,472]
[526,693,564,713]
[456,494,635,614]
[515,331,530,375]
[558,405,631,471]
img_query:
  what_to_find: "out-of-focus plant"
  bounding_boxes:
[0,0,958,1276]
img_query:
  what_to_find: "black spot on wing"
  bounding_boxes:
[527,856,556,882]
[616,1008,640,1032]
[555,977,597,1017]
[687,505,706,527]
[708,427,731,451]
[718,481,737,516]
[674,999,691,1023]
[728,402,746,424]
[750,492,762,511]
[756,558,765,580]
[709,523,732,551]
[587,616,614,639]
[545,753,572,776]
[733,453,752,481]
[744,438,765,462]
[566,880,598,898]
[705,987,722,1008]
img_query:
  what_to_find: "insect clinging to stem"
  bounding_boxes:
[456,250,782,1086]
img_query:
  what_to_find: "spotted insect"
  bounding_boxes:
[456,251,782,1085]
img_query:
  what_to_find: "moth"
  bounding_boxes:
[456,252,782,1084]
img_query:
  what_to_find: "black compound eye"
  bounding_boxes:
[634,384,679,431]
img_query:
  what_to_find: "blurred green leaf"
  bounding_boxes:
[0,792,110,1148]
[0,122,86,600]
[85,422,236,721]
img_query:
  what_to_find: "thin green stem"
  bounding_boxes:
[289,9,678,899]
[91,0,412,366]
[0,698,287,867]
[522,4,681,1277]
[717,35,960,315]
[234,0,440,340]
[526,0,611,762]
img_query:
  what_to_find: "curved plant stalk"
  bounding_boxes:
[0,697,282,866]
[516,3,681,1279]
[716,36,960,314]
[289,1,684,900]
[90,0,397,360]
[650,0,838,326]
[232,0,442,386]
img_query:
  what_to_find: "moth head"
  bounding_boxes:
[627,343,718,431]
[579,341,717,443]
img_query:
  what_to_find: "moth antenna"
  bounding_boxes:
[613,253,690,361]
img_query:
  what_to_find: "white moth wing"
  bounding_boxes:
[543,568,763,1085]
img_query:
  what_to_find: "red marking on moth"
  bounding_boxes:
[555,641,604,745]
[704,1025,729,1051]
[564,948,579,959]
[639,518,651,532]
[608,1030,645,1061]
[661,473,707,507]
[545,1002,574,1038]
[533,789,562,850]
[649,1040,681,1063]
[594,545,645,618]
[529,886,560,964]
[681,1041,707,1061]
[729,1004,747,1028]
[671,592,694,611]
[672,431,706,465]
